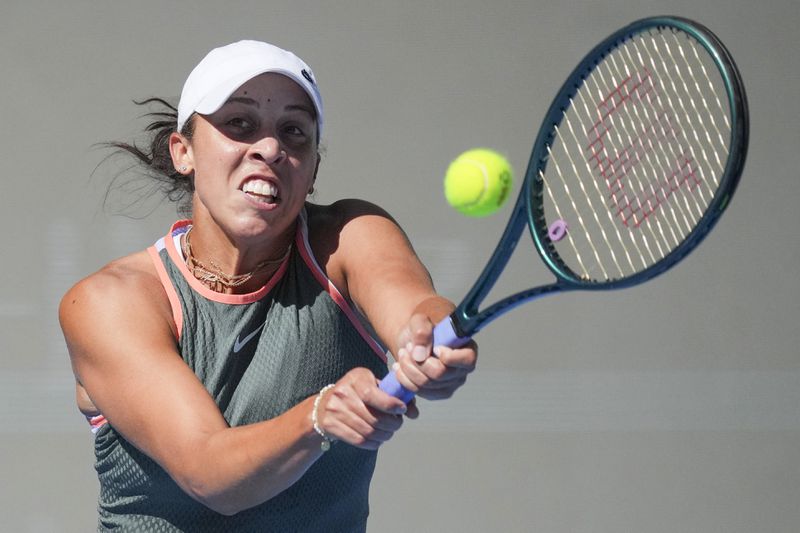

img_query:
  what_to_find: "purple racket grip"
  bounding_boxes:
[378,372,416,404]
[378,316,472,403]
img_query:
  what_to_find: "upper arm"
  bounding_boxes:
[59,258,228,478]
[317,200,453,353]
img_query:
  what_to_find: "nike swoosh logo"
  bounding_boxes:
[233,323,265,353]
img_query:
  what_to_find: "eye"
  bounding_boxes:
[280,123,312,147]
[290,125,305,134]
[282,123,305,137]
[226,116,255,132]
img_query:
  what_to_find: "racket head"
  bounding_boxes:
[525,16,748,289]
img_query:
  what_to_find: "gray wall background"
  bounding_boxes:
[2,1,798,531]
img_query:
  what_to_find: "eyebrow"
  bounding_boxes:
[286,104,316,119]
[223,98,316,119]
[225,96,259,108]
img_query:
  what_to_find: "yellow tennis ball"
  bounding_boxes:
[444,148,514,217]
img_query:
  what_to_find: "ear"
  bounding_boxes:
[169,132,194,174]
[307,153,320,195]
[313,153,320,184]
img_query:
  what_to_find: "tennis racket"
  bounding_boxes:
[380,16,749,403]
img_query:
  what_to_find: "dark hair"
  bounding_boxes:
[102,98,196,216]
[101,95,325,217]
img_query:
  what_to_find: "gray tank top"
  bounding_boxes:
[93,212,389,532]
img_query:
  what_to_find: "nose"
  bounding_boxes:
[248,135,286,165]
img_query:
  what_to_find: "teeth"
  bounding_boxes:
[242,180,278,197]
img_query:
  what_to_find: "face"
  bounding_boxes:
[171,73,320,243]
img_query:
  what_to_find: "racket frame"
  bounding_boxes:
[380,16,748,402]
[451,16,749,340]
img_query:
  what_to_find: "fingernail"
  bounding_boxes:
[392,362,400,372]
[412,345,428,362]
[432,346,442,357]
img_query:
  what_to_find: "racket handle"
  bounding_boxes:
[378,371,416,404]
[378,316,472,402]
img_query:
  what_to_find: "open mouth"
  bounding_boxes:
[242,179,280,204]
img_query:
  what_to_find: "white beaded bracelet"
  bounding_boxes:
[311,384,336,451]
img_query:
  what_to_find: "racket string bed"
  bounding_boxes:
[551,123,621,276]
[590,54,682,259]
[538,164,593,279]
[629,37,713,243]
[664,30,732,181]
[555,93,655,280]
[551,117,634,280]
[541,140,613,281]
[632,32,713,213]
[573,45,675,273]
[636,31,730,227]
[667,31,729,165]
[571,90,652,274]
[600,37,691,255]
[605,43,693,256]
[541,25,733,282]
[554,48,671,277]
[683,31,731,136]
[657,31,724,168]
[634,31,723,202]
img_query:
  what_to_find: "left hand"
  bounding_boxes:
[392,313,477,400]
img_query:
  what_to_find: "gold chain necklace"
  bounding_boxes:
[182,226,292,292]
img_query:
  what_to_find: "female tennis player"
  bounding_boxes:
[59,40,477,531]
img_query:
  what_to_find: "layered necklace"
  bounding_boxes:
[182,226,292,293]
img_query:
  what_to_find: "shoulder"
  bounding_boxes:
[305,199,410,263]
[62,251,162,303]
[303,200,426,296]
[305,199,406,248]
[306,199,396,230]
[303,200,412,298]
[59,250,175,341]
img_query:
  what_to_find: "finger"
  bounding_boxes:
[368,411,404,433]
[360,380,409,416]
[393,348,457,392]
[415,376,466,400]
[405,349,466,383]
[323,396,401,447]
[411,343,429,363]
[357,426,397,444]
[322,388,379,437]
[431,344,478,371]
[407,314,434,344]
[392,350,425,393]
[406,314,434,362]
[338,367,407,415]
[333,409,401,445]
[397,351,473,403]
[404,399,420,419]
[324,421,385,450]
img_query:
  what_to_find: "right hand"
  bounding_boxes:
[314,367,418,450]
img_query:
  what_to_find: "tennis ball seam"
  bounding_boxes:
[455,157,491,209]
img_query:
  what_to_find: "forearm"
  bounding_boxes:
[178,368,407,514]
[174,396,323,515]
